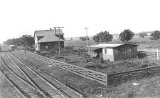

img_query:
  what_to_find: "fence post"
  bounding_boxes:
[157,48,159,60]
[106,74,108,85]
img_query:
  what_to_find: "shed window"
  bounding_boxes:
[107,49,113,55]
[114,49,118,55]
[105,48,107,54]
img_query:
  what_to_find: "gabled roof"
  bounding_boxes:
[38,36,64,43]
[34,29,64,37]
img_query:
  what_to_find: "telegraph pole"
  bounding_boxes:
[54,26,64,56]
[84,27,89,47]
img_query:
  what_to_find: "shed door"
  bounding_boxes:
[103,48,114,61]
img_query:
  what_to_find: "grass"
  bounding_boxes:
[10,35,160,97]
[11,51,107,97]
[65,35,160,49]
[38,48,158,74]
[64,35,160,97]
[105,75,160,98]
[0,70,22,98]
[11,50,160,98]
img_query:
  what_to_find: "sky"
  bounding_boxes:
[0,0,160,44]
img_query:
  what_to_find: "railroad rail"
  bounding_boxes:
[1,53,53,98]
[1,52,72,98]
[7,51,85,98]
[0,59,37,98]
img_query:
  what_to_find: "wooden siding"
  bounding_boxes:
[88,44,138,61]
[39,41,64,51]
[113,44,137,61]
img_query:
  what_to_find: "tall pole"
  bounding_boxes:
[54,27,64,56]
[84,27,89,47]
[54,27,57,54]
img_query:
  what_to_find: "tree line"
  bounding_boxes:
[3,29,160,48]
[3,35,34,48]
[80,29,160,43]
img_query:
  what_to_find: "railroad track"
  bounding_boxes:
[0,58,41,98]
[1,54,53,98]
[0,52,71,98]
[9,51,85,98]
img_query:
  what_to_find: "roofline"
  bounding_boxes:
[38,40,64,43]
[88,43,139,49]
[34,29,64,37]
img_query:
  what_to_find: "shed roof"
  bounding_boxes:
[88,43,122,48]
[88,43,138,50]
[38,36,64,43]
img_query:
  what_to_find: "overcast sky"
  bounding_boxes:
[0,0,160,44]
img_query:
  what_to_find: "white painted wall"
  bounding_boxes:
[34,34,40,51]
[102,48,114,61]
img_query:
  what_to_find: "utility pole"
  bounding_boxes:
[84,27,89,47]
[54,26,64,56]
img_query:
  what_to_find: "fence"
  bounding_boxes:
[26,51,108,85]
[16,50,84,98]
[72,46,87,50]
[108,65,160,85]
[22,50,160,86]
[139,48,159,60]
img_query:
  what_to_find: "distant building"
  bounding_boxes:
[0,44,11,51]
[138,31,154,36]
[113,34,119,39]
[88,43,138,61]
[34,28,64,51]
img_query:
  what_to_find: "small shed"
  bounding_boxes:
[88,43,138,61]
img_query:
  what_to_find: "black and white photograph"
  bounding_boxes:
[0,0,160,98]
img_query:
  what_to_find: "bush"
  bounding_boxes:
[93,31,113,43]
[54,56,65,60]
[150,30,160,40]
[138,51,147,58]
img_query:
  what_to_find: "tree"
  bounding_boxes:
[3,34,34,48]
[119,29,135,42]
[3,38,21,46]
[150,30,160,40]
[20,35,34,48]
[139,33,147,38]
[80,36,89,41]
[93,31,113,43]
